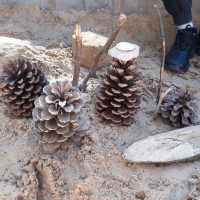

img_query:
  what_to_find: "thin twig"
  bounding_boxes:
[154,5,166,117]
[154,87,173,119]
[79,14,127,92]
[116,0,125,14]
[154,5,166,103]
[72,24,82,87]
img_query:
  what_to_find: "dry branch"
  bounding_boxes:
[116,0,125,14]
[154,5,166,117]
[154,87,173,118]
[72,24,82,87]
[79,14,127,92]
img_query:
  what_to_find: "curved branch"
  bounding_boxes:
[154,5,166,117]
[79,14,127,92]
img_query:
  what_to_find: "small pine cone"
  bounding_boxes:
[32,80,90,153]
[158,89,198,127]
[0,58,48,117]
[96,59,143,126]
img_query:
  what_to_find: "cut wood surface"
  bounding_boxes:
[123,125,200,164]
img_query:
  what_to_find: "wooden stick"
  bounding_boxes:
[154,5,166,103]
[154,87,173,119]
[72,24,82,87]
[154,5,166,117]
[79,14,127,92]
[116,0,125,14]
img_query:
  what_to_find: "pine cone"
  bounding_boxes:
[0,58,48,117]
[96,59,143,126]
[158,89,198,127]
[32,80,90,152]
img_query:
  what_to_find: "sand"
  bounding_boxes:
[0,5,200,200]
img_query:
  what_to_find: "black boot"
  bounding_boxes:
[165,25,197,73]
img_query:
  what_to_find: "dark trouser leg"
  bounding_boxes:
[162,0,197,73]
[162,0,192,26]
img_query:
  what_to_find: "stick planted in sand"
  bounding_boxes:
[154,87,173,118]
[79,14,127,92]
[72,24,82,87]
[154,5,166,117]
[116,0,125,14]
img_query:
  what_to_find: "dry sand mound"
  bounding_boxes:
[0,37,38,57]
[0,5,200,200]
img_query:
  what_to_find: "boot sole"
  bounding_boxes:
[165,66,187,74]
[165,49,194,74]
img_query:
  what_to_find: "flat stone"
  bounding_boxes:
[72,31,111,69]
[123,125,200,164]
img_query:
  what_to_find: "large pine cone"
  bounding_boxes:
[32,80,90,152]
[158,89,198,127]
[96,59,143,126]
[0,58,48,117]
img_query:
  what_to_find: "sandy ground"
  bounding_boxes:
[0,5,200,200]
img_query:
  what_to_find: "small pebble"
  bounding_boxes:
[135,191,146,200]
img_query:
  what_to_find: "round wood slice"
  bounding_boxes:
[123,125,200,164]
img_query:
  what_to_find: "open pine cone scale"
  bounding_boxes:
[33,80,89,152]
[96,59,143,126]
[158,89,198,127]
[0,58,48,117]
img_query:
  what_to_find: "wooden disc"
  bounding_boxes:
[123,125,200,164]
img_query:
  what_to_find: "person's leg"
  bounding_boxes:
[163,0,192,27]
[162,0,197,73]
